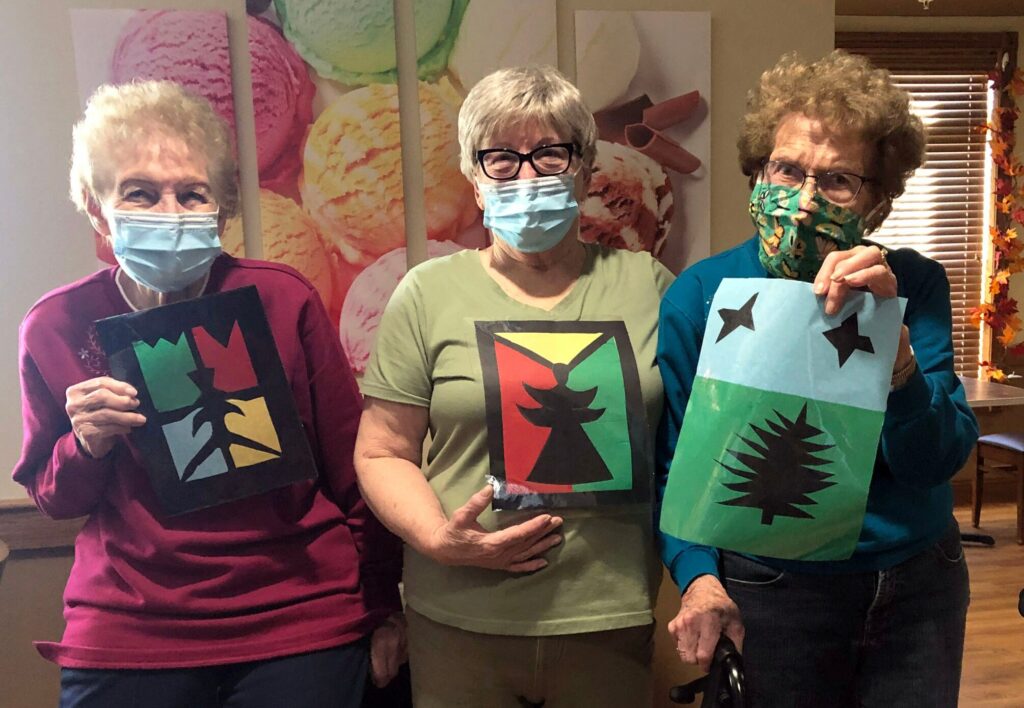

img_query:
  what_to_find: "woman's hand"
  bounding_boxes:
[369,612,407,688]
[813,244,896,316]
[668,575,744,673]
[65,376,147,459]
[813,245,912,373]
[427,485,563,573]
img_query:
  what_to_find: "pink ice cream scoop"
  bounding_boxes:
[340,241,464,375]
[112,11,313,195]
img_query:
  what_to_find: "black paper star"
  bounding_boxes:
[823,313,874,367]
[716,293,758,343]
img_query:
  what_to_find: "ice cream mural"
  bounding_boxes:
[69,3,710,376]
[576,11,711,269]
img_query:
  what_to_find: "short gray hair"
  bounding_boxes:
[70,80,239,218]
[458,65,597,180]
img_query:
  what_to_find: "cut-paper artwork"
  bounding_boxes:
[95,286,316,515]
[476,320,651,511]
[660,278,905,560]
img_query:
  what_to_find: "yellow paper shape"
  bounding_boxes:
[225,397,281,468]
[229,443,278,468]
[494,332,604,366]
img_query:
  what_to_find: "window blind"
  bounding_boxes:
[836,32,1017,376]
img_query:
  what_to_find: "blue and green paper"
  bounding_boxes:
[660,278,904,560]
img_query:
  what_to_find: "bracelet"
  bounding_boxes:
[890,353,918,390]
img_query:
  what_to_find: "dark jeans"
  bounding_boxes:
[721,520,970,708]
[60,642,369,708]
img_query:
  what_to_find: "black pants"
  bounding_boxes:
[721,520,970,707]
[60,642,369,708]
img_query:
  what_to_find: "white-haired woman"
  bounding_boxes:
[354,66,673,707]
[13,81,404,708]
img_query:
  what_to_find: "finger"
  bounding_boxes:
[511,531,563,562]
[507,557,548,573]
[72,388,141,415]
[813,250,846,295]
[673,617,700,667]
[828,246,883,283]
[694,614,722,673]
[840,264,896,297]
[489,514,562,549]
[68,377,137,398]
[370,650,386,688]
[723,618,745,654]
[79,423,135,440]
[823,279,851,316]
[449,485,494,528]
[78,409,147,428]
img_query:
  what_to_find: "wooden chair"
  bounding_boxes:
[973,433,1024,545]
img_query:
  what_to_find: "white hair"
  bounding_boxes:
[70,80,239,217]
[458,65,597,180]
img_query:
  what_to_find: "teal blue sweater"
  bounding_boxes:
[656,237,979,590]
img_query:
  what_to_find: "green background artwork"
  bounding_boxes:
[662,376,881,561]
[133,333,199,412]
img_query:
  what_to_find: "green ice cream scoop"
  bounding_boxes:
[274,0,468,85]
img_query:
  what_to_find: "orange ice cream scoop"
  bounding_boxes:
[222,189,335,313]
[300,79,476,268]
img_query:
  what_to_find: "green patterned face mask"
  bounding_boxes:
[749,182,867,281]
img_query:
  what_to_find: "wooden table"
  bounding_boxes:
[956,377,1024,527]
[959,376,1024,410]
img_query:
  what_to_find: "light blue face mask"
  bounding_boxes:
[110,210,222,293]
[478,174,579,253]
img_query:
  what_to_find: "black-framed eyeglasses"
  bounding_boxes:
[476,142,576,181]
[762,159,874,206]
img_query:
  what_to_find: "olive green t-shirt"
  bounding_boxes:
[362,244,674,636]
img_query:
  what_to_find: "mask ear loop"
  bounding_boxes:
[861,197,890,234]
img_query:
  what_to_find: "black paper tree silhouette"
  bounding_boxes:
[717,403,835,525]
[179,364,279,482]
[518,363,612,485]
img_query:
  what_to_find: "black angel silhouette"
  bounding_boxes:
[518,363,612,485]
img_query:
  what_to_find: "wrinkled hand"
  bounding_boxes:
[813,245,897,316]
[65,377,147,459]
[814,245,913,372]
[369,613,407,688]
[668,575,744,673]
[427,485,563,573]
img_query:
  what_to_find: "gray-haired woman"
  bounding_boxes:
[354,65,673,707]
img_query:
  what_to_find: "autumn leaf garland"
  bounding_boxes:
[971,66,1024,381]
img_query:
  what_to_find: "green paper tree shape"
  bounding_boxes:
[718,402,836,525]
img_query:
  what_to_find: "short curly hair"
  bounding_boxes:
[458,65,597,181]
[70,80,239,218]
[738,50,925,229]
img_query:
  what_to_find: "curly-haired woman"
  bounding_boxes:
[657,51,978,706]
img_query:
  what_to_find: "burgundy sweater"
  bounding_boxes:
[13,255,402,669]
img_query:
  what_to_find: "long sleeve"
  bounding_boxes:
[880,253,979,488]
[299,290,403,620]
[13,317,116,520]
[655,282,720,592]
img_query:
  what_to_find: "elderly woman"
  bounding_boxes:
[13,81,404,708]
[657,51,978,706]
[354,65,672,707]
